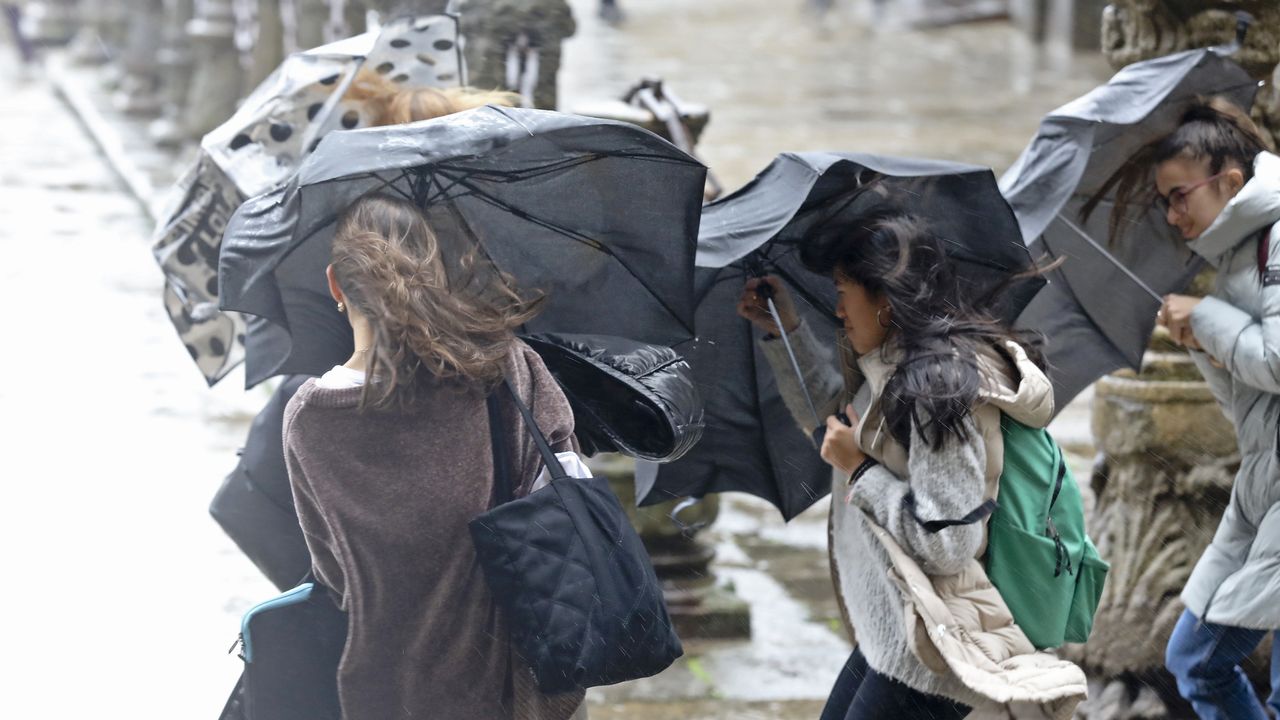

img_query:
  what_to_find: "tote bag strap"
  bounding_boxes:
[487,380,571,507]
[503,379,571,484]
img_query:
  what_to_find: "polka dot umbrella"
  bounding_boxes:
[151,14,465,386]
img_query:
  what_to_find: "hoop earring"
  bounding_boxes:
[877,307,891,329]
[336,301,346,313]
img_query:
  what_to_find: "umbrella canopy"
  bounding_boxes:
[641,152,1040,519]
[219,105,706,388]
[1001,47,1258,408]
[635,267,834,521]
[698,152,1044,326]
[152,14,465,385]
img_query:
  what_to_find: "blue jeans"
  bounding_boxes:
[1166,609,1280,720]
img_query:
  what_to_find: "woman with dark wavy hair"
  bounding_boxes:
[283,193,586,720]
[737,213,1084,718]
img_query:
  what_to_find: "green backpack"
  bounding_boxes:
[984,415,1109,650]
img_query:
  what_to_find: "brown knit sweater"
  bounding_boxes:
[283,341,586,720]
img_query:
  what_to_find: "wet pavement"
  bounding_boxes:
[5,3,1112,717]
[0,63,274,718]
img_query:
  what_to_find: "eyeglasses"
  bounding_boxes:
[1154,172,1227,215]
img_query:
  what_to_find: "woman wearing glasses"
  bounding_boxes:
[1122,97,1280,720]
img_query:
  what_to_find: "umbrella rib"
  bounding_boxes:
[444,171,696,338]
[1055,212,1163,303]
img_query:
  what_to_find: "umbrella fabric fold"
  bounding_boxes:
[152,15,465,384]
[643,152,1040,519]
[219,105,707,388]
[1001,47,1258,407]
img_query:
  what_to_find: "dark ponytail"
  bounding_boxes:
[801,213,1046,451]
[1083,96,1272,244]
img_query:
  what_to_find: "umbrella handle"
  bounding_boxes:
[669,497,709,537]
[810,410,851,448]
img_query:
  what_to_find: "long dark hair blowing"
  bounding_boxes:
[1083,96,1273,244]
[331,193,543,410]
[801,213,1046,451]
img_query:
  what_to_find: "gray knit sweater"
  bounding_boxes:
[761,323,990,706]
[283,341,585,720]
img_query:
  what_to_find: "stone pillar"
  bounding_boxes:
[339,0,368,39]
[180,0,244,141]
[67,2,128,65]
[244,0,287,89]
[1070,327,1273,718]
[150,0,198,146]
[1101,1,1280,145]
[459,0,575,110]
[113,0,166,116]
[590,455,751,640]
[19,0,80,45]
[288,0,327,51]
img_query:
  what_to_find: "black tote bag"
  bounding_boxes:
[469,381,683,693]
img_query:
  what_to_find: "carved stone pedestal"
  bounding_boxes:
[589,455,751,641]
[1101,1,1280,147]
[1070,332,1271,719]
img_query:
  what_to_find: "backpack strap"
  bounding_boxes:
[1259,223,1277,287]
[902,494,998,534]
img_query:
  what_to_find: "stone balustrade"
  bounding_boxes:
[32,0,575,146]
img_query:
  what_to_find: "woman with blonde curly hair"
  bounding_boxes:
[283,193,585,720]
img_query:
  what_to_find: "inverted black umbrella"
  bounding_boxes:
[634,267,835,521]
[218,105,706,388]
[1000,46,1258,408]
[641,152,1042,519]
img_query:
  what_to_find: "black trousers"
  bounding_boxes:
[819,647,972,720]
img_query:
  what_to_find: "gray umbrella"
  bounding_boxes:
[1001,47,1258,408]
[218,105,706,388]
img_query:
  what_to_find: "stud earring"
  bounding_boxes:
[337,301,346,313]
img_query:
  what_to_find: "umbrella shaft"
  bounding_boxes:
[766,297,822,427]
[1058,214,1164,304]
